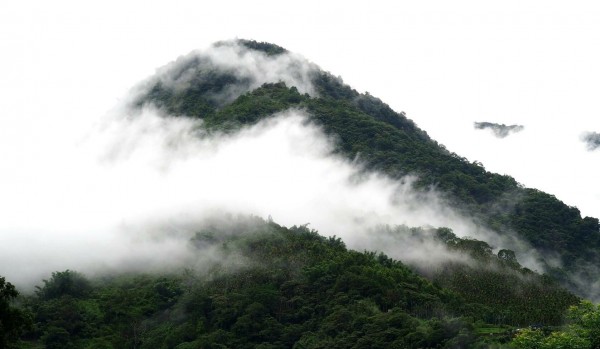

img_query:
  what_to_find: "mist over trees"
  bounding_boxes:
[3,40,600,348]
[1,219,584,348]
[135,41,600,301]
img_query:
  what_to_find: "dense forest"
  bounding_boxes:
[2,40,599,347]
[2,217,596,348]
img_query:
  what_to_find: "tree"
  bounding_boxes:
[512,300,600,349]
[567,300,600,348]
[512,328,590,349]
[35,270,91,300]
[0,276,31,348]
[497,249,520,269]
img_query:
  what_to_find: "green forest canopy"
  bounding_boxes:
[4,218,587,348]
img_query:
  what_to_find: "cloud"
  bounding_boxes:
[581,131,600,151]
[130,40,319,110]
[0,39,579,296]
[474,122,524,138]
[1,103,545,290]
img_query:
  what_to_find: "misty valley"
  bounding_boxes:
[2,40,599,349]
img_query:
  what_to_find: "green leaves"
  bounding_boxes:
[35,270,91,300]
[511,301,600,348]
[0,276,31,348]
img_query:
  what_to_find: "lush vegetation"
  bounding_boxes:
[512,301,600,349]
[0,277,31,348]
[235,39,287,56]
[431,228,578,327]
[124,39,600,345]
[2,218,584,348]
[3,40,596,348]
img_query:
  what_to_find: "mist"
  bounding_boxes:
[130,40,319,109]
[0,41,552,292]
[1,96,543,290]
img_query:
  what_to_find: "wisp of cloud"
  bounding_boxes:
[1,103,541,289]
[581,131,600,151]
[474,121,524,138]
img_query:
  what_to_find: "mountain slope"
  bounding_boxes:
[5,40,596,347]
[16,218,578,348]
[135,40,599,300]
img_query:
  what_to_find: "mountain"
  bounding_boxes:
[136,39,600,297]
[4,40,599,348]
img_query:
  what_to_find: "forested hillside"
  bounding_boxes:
[137,41,599,297]
[3,218,587,348]
[2,40,599,348]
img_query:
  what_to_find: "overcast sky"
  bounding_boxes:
[1,0,598,220]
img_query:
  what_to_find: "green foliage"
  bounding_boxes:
[140,62,249,118]
[23,271,185,349]
[236,39,287,56]
[0,276,32,348]
[35,270,91,300]
[18,220,585,348]
[567,300,600,348]
[511,189,600,265]
[175,222,483,348]
[512,327,590,349]
[497,249,520,269]
[203,82,306,131]
[511,300,600,348]
[431,228,578,326]
[17,221,521,348]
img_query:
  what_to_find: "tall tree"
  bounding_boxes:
[0,276,31,348]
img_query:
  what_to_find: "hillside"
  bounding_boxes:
[136,40,600,299]
[5,218,582,348]
[2,40,599,348]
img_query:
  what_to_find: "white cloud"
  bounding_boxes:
[0,105,536,289]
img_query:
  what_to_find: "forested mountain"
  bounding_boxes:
[138,39,600,294]
[3,40,599,348]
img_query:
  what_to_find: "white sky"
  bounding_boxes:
[0,0,598,219]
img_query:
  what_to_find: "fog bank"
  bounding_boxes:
[1,105,538,289]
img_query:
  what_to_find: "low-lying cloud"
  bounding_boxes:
[0,103,543,290]
[474,121,524,138]
[0,41,562,294]
[581,131,600,151]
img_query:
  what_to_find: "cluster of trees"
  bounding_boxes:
[2,218,591,348]
[369,225,579,327]
[235,39,287,56]
[431,228,578,326]
[512,301,600,349]
[0,277,31,348]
